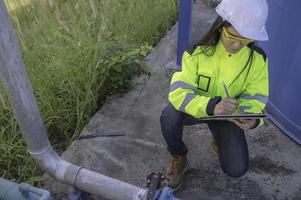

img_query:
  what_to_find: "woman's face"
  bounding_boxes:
[220,25,248,54]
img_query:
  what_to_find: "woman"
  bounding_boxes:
[160,0,269,190]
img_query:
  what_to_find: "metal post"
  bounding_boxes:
[176,0,192,66]
[0,0,50,153]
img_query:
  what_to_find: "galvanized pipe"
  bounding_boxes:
[0,1,146,199]
[74,168,146,200]
[0,1,50,154]
[30,145,146,200]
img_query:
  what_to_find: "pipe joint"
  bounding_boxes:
[29,145,81,186]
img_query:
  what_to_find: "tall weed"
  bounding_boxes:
[1,0,177,183]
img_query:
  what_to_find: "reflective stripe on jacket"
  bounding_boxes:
[168,40,269,127]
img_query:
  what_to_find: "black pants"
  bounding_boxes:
[160,103,249,178]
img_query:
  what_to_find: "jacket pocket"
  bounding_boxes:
[197,74,210,92]
[196,73,215,95]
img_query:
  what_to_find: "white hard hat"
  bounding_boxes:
[216,0,269,41]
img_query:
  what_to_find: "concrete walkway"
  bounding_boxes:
[43,2,301,200]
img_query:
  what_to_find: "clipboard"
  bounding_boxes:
[198,113,267,121]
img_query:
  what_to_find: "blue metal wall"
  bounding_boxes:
[177,0,301,144]
[176,0,192,65]
[260,0,301,144]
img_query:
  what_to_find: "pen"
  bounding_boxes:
[223,81,230,97]
[223,82,244,122]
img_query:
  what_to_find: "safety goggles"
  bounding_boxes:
[222,27,255,45]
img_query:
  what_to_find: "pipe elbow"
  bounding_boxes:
[29,145,81,186]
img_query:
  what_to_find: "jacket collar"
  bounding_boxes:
[215,40,250,59]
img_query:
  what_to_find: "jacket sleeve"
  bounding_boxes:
[168,50,215,118]
[238,58,269,128]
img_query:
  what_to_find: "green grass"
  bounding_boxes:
[1,0,178,184]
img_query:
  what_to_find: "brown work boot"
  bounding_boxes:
[210,139,219,156]
[166,155,188,191]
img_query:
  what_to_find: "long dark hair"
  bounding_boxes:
[192,16,256,88]
[195,16,229,56]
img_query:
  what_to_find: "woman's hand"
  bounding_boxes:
[213,98,238,115]
[230,119,256,130]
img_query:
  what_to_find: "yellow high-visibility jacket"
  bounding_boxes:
[168,40,269,128]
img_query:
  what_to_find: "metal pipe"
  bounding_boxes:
[74,168,146,200]
[0,2,146,199]
[30,145,146,200]
[0,0,50,155]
